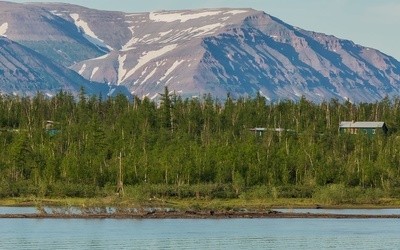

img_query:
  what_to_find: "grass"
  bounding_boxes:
[2,183,400,210]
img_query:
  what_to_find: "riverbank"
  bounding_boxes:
[2,209,400,219]
[1,196,400,219]
[1,196,400,209]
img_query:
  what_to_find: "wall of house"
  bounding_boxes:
[340,127,382,136]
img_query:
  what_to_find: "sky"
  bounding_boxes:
[8,0,400,60]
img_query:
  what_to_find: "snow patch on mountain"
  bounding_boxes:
[91,67,99,80]
[154,24,224,43]
[89,53,109,61]
[159,30,173,37]
[121,25,139,51]
[141,67,157,84]
[78,64,86,74]
[0,22,8,36]
[149,10,222,23]
[69,13,112,52]
[149,9,250,24]
[133,66,149,85]
[117,54,128,85]
[226,10,250,15]
[194,23,225,36]
[159,60,185,83]
[49,10,62,17]
[70,13,97,38]
[165,76,174,86]
[120,44,178,84]
[229,61,235,70]
[149,93,158,100]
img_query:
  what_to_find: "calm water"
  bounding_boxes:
[1,208,400,249]
[276,208,400,215]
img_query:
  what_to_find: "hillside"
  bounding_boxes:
[0,36,113,97]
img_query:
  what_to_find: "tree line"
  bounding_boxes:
[1,87,400,203]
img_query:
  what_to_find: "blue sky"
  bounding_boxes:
[8,0,400,60]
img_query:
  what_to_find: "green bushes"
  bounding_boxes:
[126,183,237,200]
[313,184,386,205]
[45,183,102,198]
[0,181,102,198]
[240,185,314,200]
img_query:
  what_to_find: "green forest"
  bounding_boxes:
[1,87,400,205]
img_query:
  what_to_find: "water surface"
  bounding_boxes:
[1,217,400,249]
[276,208,400,215]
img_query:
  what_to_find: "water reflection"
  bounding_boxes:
[0,207,37,214]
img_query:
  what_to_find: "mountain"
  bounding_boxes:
[0,2,130,97]
[1,1,400,102]
[0,36,113,97]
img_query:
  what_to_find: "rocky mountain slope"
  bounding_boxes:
[0,1,399,102]
[0,36,114,97]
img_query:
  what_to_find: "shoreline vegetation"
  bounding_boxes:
[3,211,400,219]
[1,196,400,219]
[3,195,400,208]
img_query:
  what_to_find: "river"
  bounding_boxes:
[1,208,400,249]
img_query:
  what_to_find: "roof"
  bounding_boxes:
[339,121,385,128]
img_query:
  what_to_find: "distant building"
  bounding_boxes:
[339,121,388,135]
[45,120,61,136]
[249,127,296,136]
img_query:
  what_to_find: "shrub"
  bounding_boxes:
[313,184,385,205]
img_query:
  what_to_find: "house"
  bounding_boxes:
[45,120,61,136]
[249,127,296,136]
[339,121,388,135]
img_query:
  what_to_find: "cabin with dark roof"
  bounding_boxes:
[339,121,388,136]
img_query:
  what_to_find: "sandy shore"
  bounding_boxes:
[2,210,400,219]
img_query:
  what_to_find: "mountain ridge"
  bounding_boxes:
[0,1,399,102]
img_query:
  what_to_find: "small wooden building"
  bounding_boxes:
[339,121,388,135]
[249,128,295,136]
[45,120,61,136]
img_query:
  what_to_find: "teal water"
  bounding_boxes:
[1,217,400,249]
